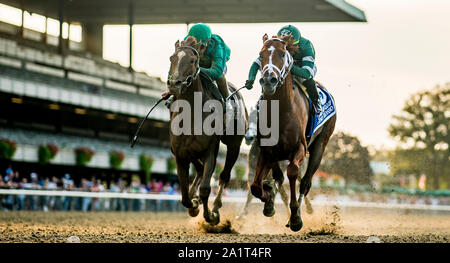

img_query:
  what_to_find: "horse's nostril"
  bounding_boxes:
[175,81,182,86]
[259,78,264,85]
[270,77,278,85]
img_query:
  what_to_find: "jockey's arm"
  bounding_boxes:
[290,40,316,80]
[248,59,260,81]
[291,63,314,80]
[200,47,226,80]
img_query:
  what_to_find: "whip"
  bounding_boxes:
[226,86,246,101]
[130,97,165,148]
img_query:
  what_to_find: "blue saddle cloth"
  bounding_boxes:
[306,83,336,140]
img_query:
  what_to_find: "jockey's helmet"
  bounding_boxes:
[187,23,212,45]
[277,25,301,45]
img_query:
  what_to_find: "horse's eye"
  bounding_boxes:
[190,59,195,64]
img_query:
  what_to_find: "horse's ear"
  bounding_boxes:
[262,33,268,43]
[175,40,180,49]
[281,34,292,42]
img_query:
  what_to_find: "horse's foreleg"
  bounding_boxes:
[237,140,259,219]
[176,157,198,216]
[250,152,271,202]
[300,135,330,206]
[286,145,306,232]
[236,189,253,220]
[200,146,219,225]
[262,162,282,217]
[272,163,290,217]
[212,140,241,218]
[189,159,203,201]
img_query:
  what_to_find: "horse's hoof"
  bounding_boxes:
[289,220,303,232]
[188,207,200,217]
[263,207,275,217]
[285,221,290,228]
[209,212,220,225]
[263,201,275,217]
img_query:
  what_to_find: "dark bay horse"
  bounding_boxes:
[167,37,248,225]
[251,34,336,232]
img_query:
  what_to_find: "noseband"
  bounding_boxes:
[168,45,201,87]
[261,38,294,86]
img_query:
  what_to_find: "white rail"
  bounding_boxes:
[1,189,449,212]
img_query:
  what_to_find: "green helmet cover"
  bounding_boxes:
[187,23,212,42]
[277,25,301,45]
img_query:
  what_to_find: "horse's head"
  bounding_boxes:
[258,34,295,96]
[167,36,202,96]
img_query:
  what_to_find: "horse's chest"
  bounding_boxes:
[171,135,217,160]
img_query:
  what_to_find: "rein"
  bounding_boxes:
[261,38,294,86]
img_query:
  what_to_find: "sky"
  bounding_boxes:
[2,1,449,150]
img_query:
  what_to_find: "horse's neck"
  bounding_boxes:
[267,74,295,111]
[177,78,204,104]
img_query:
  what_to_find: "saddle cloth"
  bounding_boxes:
[293,79,336,141]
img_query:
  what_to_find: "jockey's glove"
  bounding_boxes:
[245,79,254,90]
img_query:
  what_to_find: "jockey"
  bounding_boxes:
[245,25,322,113]
[162,23,232,108]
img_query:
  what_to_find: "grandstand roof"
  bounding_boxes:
[2,0,366,24]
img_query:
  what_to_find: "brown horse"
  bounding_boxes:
[167,36,248,225]
[236,107,312,220]
[250,34,336,232]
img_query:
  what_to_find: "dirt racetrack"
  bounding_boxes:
[0,204,449,243]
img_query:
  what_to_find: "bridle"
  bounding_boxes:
[261,38,294,86]
[168,45,201,87]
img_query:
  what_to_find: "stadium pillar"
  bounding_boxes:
[83,23,103,57]
[20,6,24,37]
[58,0,65,55]
[128,1,134,72]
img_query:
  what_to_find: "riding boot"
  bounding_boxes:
[303,78,322,114]
[216,76,232,113]
[217,76,230,100]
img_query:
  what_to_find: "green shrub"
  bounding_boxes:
[167,157,176,174]
[109,150,125,169]
[139,154,154,183]
[74,147,95,166]
[0,139,17,160]
[38,144,59,165]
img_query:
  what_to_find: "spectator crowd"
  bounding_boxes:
[0,165,184,212]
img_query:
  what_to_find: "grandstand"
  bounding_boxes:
[0,15,177,183]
